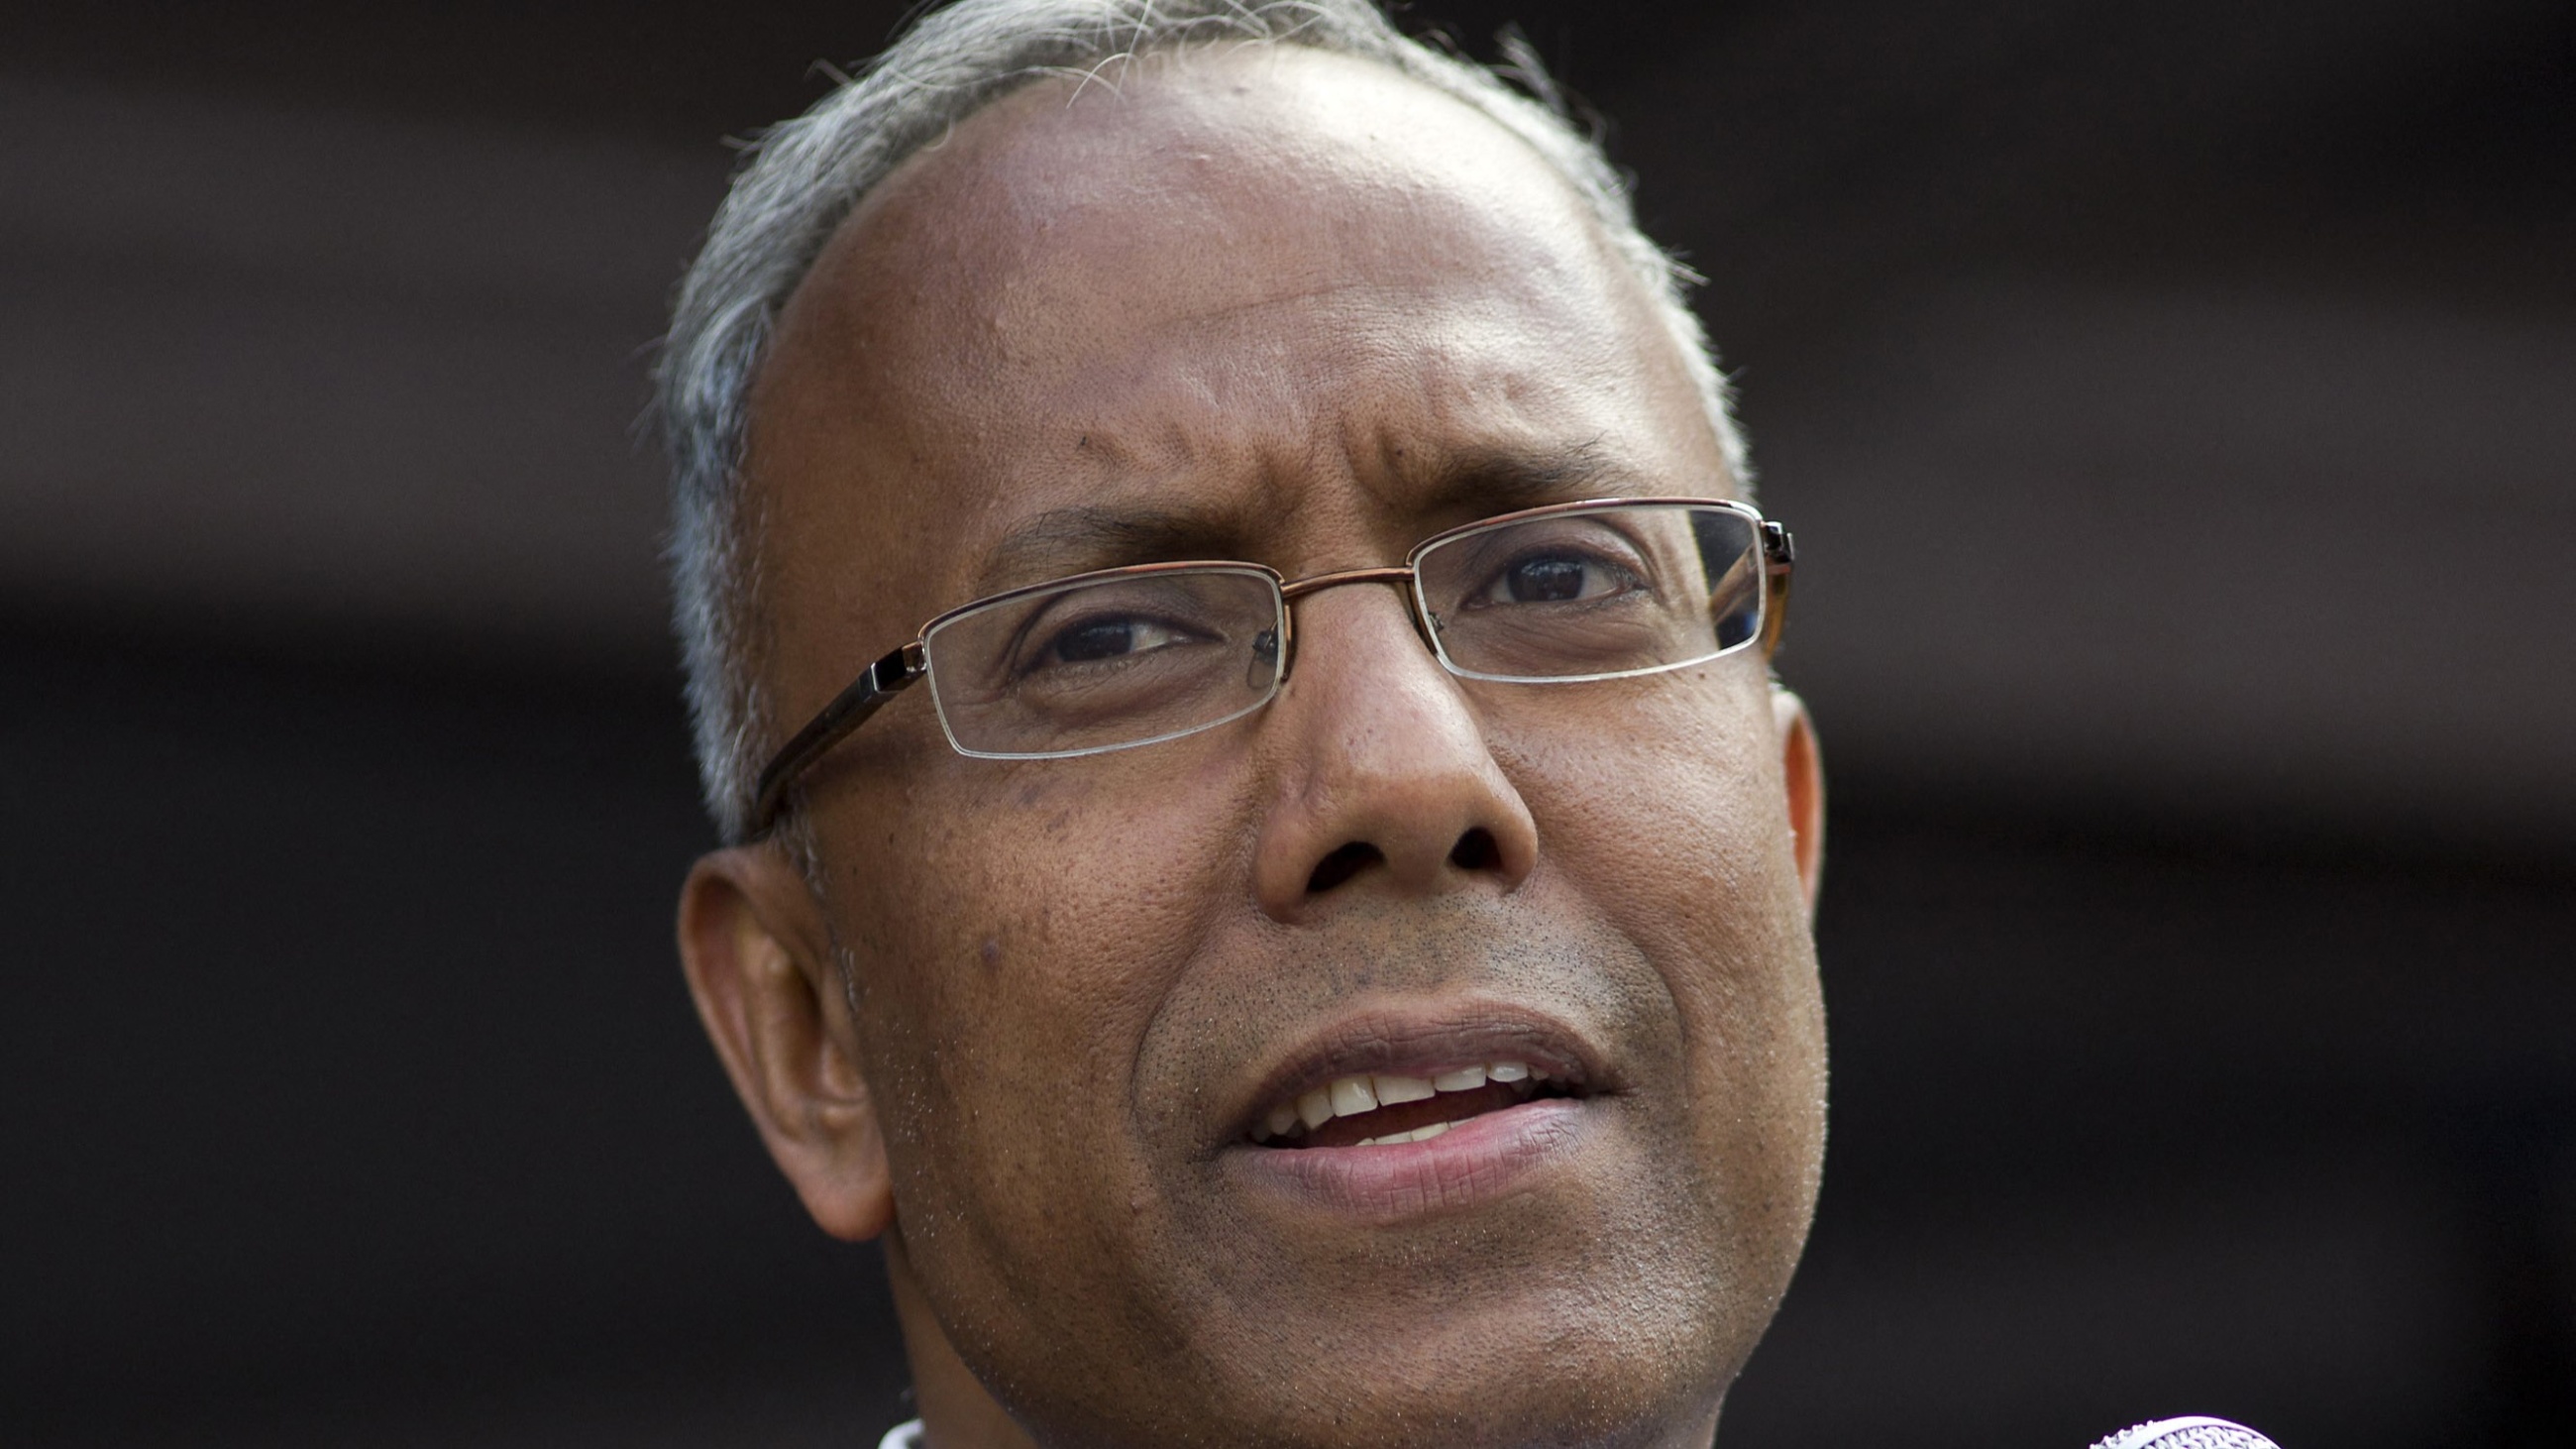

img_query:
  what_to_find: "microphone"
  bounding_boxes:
[2090,1416,2280,1449]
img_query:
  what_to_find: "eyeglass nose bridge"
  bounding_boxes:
[1266,565,1436,687]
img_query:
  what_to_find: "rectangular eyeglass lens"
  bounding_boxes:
[1417,503,1758,680]
[923,569,1284,756]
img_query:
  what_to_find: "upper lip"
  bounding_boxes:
[1221,999,1609,1147]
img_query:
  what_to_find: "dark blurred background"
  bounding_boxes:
[3,2,2569,1445]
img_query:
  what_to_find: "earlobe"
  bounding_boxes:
[677,845,896,1242]
[1771,687,1826,916]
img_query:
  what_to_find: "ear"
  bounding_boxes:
[1771,687,1826,917]
[678,845,895,1241]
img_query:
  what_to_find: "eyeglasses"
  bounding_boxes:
[748,497,1794,836]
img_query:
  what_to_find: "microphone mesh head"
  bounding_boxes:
[2090,1416,2281,1449]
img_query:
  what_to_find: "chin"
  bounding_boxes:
[995,1220,1760,1449]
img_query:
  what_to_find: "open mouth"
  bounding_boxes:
[1248,1060,1577,1150]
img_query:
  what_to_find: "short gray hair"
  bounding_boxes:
[657,0,1747,843]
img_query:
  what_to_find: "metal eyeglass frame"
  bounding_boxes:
[746,496,1794,838]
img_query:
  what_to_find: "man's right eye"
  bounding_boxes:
[1030,614,1200,670]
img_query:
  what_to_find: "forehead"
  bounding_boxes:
[746,44,1721,654]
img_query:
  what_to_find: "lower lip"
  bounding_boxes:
[1225,1097,1589,1222]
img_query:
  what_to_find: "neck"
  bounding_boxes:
[885,1232,1039,1449]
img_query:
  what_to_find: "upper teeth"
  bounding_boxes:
[1251,1060,1550,1145]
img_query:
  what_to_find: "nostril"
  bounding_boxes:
[1306,841,1382,895]
[1449,827,1501,872]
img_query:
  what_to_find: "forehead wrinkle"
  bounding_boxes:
[960,421,1687,605]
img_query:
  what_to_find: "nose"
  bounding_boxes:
[1249,582,1540,923]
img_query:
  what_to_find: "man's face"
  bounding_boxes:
[735,44,1824,1449]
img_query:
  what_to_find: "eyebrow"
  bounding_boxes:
[1420,440,1648,517]
[968,441,1660,596]
[973,505,1243,597]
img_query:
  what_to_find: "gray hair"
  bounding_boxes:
[657,0,1747,843]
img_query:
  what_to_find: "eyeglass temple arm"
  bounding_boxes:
[746,641,927,839]
[1760,520,1795,656]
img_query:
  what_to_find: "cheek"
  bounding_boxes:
[1496,666,1822,1100]
[1487,670,1825,1344]
[1502,667,1789,931]
[827,747,1251,1217]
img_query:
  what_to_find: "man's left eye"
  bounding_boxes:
[1470,553,1638,608]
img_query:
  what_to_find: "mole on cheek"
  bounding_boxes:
[980,936,1004,970]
